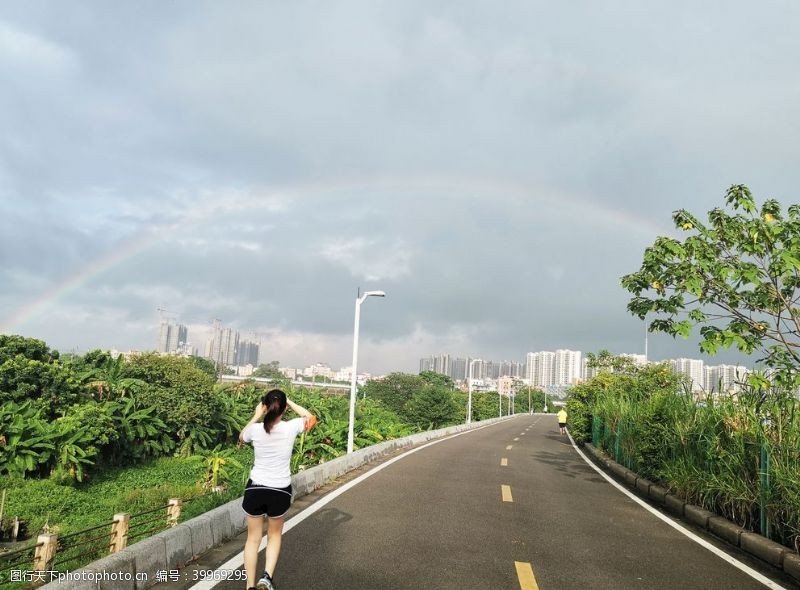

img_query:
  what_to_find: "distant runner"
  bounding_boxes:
[557,408,568,435]
[239,389,318,590]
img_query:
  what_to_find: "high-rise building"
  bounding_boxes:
[451,357,467,381]
[434,354,451,376]
[156,321,188,354]
[526,351,557,387]
[706,364,750,393]
[554,349,582,385]
[498,360,522,378]
[236,340,260,367]
[206,320,239,366]
[671,358,705,392]
[420,357,434,373]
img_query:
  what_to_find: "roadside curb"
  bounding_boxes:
[38,415,515,590]
[583,443,799,585]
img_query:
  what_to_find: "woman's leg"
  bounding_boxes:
[264,516,285,578]
[244,515,265,588]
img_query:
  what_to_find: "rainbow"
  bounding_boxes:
[0,174,673,334]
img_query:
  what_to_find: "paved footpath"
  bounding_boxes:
[170,415,798,590]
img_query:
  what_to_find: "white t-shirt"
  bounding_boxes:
[242,418,306,488]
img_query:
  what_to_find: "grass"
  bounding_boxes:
[586,372,800,551]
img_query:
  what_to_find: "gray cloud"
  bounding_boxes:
[2,1,798,372]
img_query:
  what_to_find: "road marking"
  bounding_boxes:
[501,458,508,466]
[506,445,513,450]
[514,561,540,590]
[187,419,512,590]
[502,484,513,502]
[521,432,526,435]
[514,437,519,441]
[567,432,789,590]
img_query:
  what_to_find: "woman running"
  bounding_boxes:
[239,389,317,590]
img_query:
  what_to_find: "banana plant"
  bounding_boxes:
[192,445,245,490]
[110,397,175,462]
[54,431,94,481]
[0,401,57,477]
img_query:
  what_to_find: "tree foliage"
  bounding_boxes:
[121,353,218,450]
[0,334,58,364]
[189,356,219,379]
[0,335,84,417]
[419,371,456,389]
[361,372,424,417]
[405,385,461,428]
[252,361,284,380]
[622,185,800,388]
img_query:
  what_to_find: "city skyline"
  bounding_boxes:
[3,2,799,374]
[421,350,753,394]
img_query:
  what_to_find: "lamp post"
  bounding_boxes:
[543,389,548,413]
[467,359,480,424]
[347,289,385,454]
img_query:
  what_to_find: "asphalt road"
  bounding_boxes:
[192,415,795,590]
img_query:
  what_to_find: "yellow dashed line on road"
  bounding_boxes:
[501,458,508,466]
[506,445,513,450]
[502,485,513,502]
[514,561,540,590]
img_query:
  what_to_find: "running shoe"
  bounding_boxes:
[256,571,275,590]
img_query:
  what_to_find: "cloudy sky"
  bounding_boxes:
[2,1,799,373]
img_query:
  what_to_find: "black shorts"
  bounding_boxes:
[558,422,566,428]
[242,480,293,518]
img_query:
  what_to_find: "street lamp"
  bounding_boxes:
[347,289,385,454]
[467,359,481,424]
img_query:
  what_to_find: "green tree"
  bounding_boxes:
[585,350,637,374]
[404,385,461,429]
[470,391,500,421]
[189,356,219,379]
[360,373,425,419]
[0,355,84,417]
[515,387,552,414]
[121,353,218,453]
[252,361,285,380]
[419,371,456,389]
[0,335,58,364]
[622,185,800,390]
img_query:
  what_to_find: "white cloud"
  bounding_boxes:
[0,20,77,70]
[321,237,414,282]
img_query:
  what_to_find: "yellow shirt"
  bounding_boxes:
[557,410,568,423]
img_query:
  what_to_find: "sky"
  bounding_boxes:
[2,1,800,374]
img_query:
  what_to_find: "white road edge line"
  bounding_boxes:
[567,431,788,590]
[188,419,510,590]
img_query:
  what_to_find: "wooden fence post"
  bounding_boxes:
[109,513,130,554]
[167,499,182,527]
[32,533,58,577]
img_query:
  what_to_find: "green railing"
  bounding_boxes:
[591,415,800,548]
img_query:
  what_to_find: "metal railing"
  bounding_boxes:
[591,414,800,549]
[0,492,216,586]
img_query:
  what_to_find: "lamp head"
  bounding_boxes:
[363,290,386,298]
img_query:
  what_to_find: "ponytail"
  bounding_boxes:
[262,389,287,434]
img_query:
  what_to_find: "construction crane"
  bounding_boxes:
[156,307,178,322]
